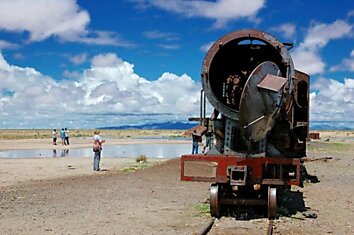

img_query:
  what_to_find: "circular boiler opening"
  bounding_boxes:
[208,38,285,111]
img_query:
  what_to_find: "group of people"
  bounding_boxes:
[52,127,214,171]
[52,128,70,145]
[192,130,213,154]
[52,128,105,171]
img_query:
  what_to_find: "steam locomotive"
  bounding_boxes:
[181,29,309,218]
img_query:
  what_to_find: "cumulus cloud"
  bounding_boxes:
[0,0,89,42]
[131,0,265,28]
[310,77,354,122]
[63,70,81,79]
[90,53,124,67]
[0,52,201,128]
[0,0,133,47]
[292,20,353,75]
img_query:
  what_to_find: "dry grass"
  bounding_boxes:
[0,129,185,140]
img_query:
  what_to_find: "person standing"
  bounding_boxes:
[203,131,213,153]
[52,129,58,145]
[60,128,66,145]
[93,130,105,171]
[64,128,70,145]
[192,130,201,154]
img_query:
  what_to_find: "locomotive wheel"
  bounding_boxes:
[267,186,277,219]
[210,184,221,218]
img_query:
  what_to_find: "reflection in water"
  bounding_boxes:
[52,149,69,157]
[60,149,69,157]
[0,143,191,159]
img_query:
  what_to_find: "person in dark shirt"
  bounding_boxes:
[203,131,213,153]
[192,130,201,154]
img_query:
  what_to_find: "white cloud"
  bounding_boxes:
[0,1,133,47]
[69,53,87,65]
[270,23,296,39]
[200,41,214,53]
[330,49,354,72]
[78,30,135,47]
[90,53,124,67]
[292,20,353,75]
[143,30,179,41]
[348,10,354,18]
[13,52,25,60]
[0,0,89,42]
[157,44,180,50]
[132,0,265,28]
[310,77,354,121]
[292,50,325,74]
[1,50,353,128]
[0,52,201,128]
[63,70,81,79]
[143,30,180,50]
[0,40,18,49]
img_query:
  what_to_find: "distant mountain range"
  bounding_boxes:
[310,121,354,130]
[99,121,354,130]
[99,122,196,130]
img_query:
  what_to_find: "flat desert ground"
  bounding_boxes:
[0,130,353,234]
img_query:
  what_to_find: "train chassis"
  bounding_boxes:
[181,155,301,219]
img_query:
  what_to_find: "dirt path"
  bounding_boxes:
[0,159,211,235]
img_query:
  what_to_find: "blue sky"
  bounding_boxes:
[0,0,353,129]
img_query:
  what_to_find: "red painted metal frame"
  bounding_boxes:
[181,154,300,186]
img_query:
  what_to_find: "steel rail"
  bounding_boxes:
[266,219,274,235]
[197,218,215,235]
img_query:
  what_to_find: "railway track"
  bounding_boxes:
[267,220,274,235]
[197,218,275,235]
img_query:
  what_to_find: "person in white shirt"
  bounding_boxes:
[52,129,57,145]
[64,128,70,145]
[93,130,105,171]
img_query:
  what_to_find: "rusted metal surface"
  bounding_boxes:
[182,125,207,136]
[197,218,215,235]
[181,154,301,186]
[239,61,283,142]
[308,132,320,140]
[257,74,288,92]
[210,184,220,217]
[220,198,267,206]
[267,187,277,219]
[201,29,294,121]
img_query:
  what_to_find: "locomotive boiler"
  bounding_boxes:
[180,29,310,218]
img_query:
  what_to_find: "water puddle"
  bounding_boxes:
[0,143,192,159]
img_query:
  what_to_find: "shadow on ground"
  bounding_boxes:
[219,165,319,220]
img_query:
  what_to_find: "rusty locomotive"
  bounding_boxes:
[181,29,310,218]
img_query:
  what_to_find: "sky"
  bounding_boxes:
[0,0,353,129]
